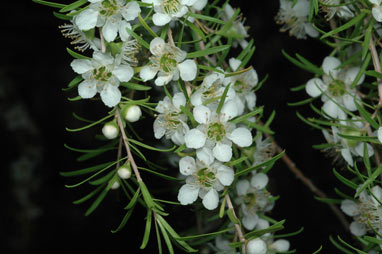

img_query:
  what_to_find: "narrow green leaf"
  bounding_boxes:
[281,50,322,74]
[85,180,113,216]
[138,167,181,181]
[332,168,357,189]
[314,196,342,204]
[53,11,72,20]
[362,19,374,60]
[127,138,176,152]
[365,70,382,79]
[230,107,263,124]
[329,235,354,254]
[138,13,157,37]
[140,209,153,249]
[60,161,113,177]
[355,100,379,129]
[32,0,67,8]
[139,181,155,208]
[227,208,240,224]
[337,235,368,254]
[274,227,304,238]
[320,12,366,39]
[219,196,226,218]
[155,220,163,254]
[126,27,149,49]
[312,245,323,254]
[245,220,286,240]
[175,227,235,241]
[111,207,135,233]
[89,170,115,186]
[188,12,226,24]
[66,47,91,59]
[351,52,370,88]
[156,218,174,254]
[120,82,152,91]
[187,45,231,58]
[67,75,83,88]
[72,185,104,205]
[216,83,231,114]
[125,186,141,210]
[66,113,114,132]
[355,165,382,197]
[59,0,87,12]
[288,97,315,107]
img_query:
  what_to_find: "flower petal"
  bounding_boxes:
[270,240,290,253]
[340,199,359,216]
[202,189,219,210]
[193,105,211,124]
[178,184,199,205]
[100,85,121,107]
[123,1,141,21]
[140,66,157,81]
[70,59,93,74]
[155,74,173,86]
[350,221,367,236]
[213,142,232,162]
[178,60,197,81]
[172,92,186,109]
[247,238,267,254]
[75,8,99,31]
[345,67,364,86]
[220,100,238,122]
[322,56,341,78]
[228,127,253,147]
[196,147,214,166]
[153,12,172,26]
[373,6,382,22]
[78,80,97,98]
[243,213,259,230]
[229,57,242,71]
[236,179,250,196]
[150,37,166,55]
[112,65,134,82]
[378,127,382,143]
[216,165,234,186]
[185,129,206,149]
[343,94,357,112]
[179,156,196,176]
[341,148,353,166]
[102,20,119,42]
[251,173,269,189]
[305,78,325,97]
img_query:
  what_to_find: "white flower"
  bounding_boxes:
[235,174,274,230]
[117,164,132,179]
[140,37,197,86]
[322,0,354,20]
[370,0,382,22]
[247,238,267,254]
[102,121,119,139]
[122,105,142,122]
[276,0,319,39]
[252,134,274,166]
[153,92,189,145]
[74,0,141,42]
[177,156,234,210]
[116,38,140,66]
[59,21,100,51]
[191,70,236,108]
[221,3,249,48]
[184,104,253,162]
[305,56,364,119]
[71,51,134,107]
[223,58,258,115]
[142,0,198,26]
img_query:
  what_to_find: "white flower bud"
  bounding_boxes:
[122,105,142,122]
[102,121,119,139]
[270,239,290,252]
[111,180,120,190]
[247,238,267,254]
[378,127,382,143]
[117,164,132,179]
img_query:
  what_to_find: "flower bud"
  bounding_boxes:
[111,180,120,190]
[117,164,132,179]
[270,239,290,252]
[122,105,142,123]
[102,121,119,139]
[247,238,267,254]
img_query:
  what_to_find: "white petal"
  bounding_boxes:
[153,118,165,139]
[140,66,157,81]
[213,143,232,162]
[70,59,93,74]
[172,92,186,109]
[228,127,253,147]
[322,100,340,119]
[247,238,267,254]
[123,1,141,21]
[173,6,188,18]
[243,213,259,230]
[178,60,197,81]
[341,148,353,166]
[178,184,199,205]
[305,78,325,97]
[202,189,219,210]
[270,240,290,252]
[112,65,134,82]
[378,127,382,143]
[220,100,238,122]
[78,80,97,98]
[294,0,310,16]
[155,74,173,86]
[171,130,185,145]
[150,37,165,55]
[193,105,211,124]
[371,185,382,205]
[229,57,242,71]
[304,23,319,38]
[373,6,382,22]
[75,8,99,31]
[236,179,250,196]
[245,92,257,110]
[153,12,172,26]
[179,156,196,176]
[340,199,359,216]
[251,173,269,189]
[196,147,214,166]
[256,218,270,230]
[93,51,114,65]
[322,56,341,78]
[350,221,367,236]
[343,94,357,112]
[190,90,203,106]
[118,20,131,41]
[345,67,364,86]
[192,0,207,11]
[100,85,121,107]
[185,129,206,149]
[216,165,234,186]
[102,20,119,42]
[369,0,381,5]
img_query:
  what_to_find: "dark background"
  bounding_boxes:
[1,1,355,253]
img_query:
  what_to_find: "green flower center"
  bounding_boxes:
[162,0,181,14]
[244,193,257,207]
[328,79,346,97]
[164,112,181,129]
[99,0,119,17]
[93,66,112,81]
[160,53,177,73]
[207,122,226,142]
[196,167,216,188]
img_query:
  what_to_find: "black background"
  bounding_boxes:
[1,1,356,253]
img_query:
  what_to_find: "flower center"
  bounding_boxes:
[159,53,177,73]
[93,66,112,81]
[328,79,346,97]
[99,0,119,17]
[359,200,382,232]
[162,0,181,15]
[207,122,226,142]
[244,193,257,207]
[196,167,216,188]
[164,112,181,129]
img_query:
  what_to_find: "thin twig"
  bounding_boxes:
[167,28,175,47]
[99,28,106,53]
[116,136,123,168]
[370,34,382,106]
[115,109,143,182]
[225,194,246,254]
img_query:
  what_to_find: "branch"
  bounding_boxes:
[225,193,246,254]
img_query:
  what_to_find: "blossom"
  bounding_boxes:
[235,173,274,230]
[341,185,382,236]
[275,0,319,39]
[224,58,258,115]
[59,21,100,51]
[252,134,274,166]
[305,56,364,119]
[71,51,134,107]
[212,236,238,254]
[177,156,234,210]
[369,0,382,22]
[153,92,189,145]
[142,0,202,26]
[102,120,119,139]
[74,0,141,42]
[122,105,142,122]
[221,3,249,48]
[321,0,354,20]
[184,104,253,162]
[140,37,197,86]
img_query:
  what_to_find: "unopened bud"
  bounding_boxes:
[247,238,267,254]
[111,180,120,190]
[102,121,119,139]
[117,164,132,179]
[122,105,142,123]
[270,239,290,252]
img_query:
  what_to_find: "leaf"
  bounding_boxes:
[175,227,235,241]
[216,83,231,114]
[125,186,141,210]
[156,218,174,254]
[351,52,370,88]
[138,13,157,37]
[314,196,342,204]
[66,47,91,59]
[365,70,382,79]
[139,181,155,208]
[245,220,285,239]
[67,75,83,88]
[320,12,366,39]
[329,235,354,254]
[60,161,113,177]
[126,27,149,49]
[53,11,72,20]
[332,168,357,189]
[355,165,382,197]
[312,245,323,254]
[32,0,67,8]
[281,50,322,74]
[362,19,374,60]
[140,209,153,249]
[187,12,226,24]
[85,179,114,216]
[59,0,87,12]
[127,138,176,152]
[66,113,114,132]
[227,208,240,224]
[72,185,104,205]
[138,167,180,181]
[337,235,368,254]
[230,107,263,124]
[89,170,115,185]
[120,82,152,91]
[287,97,315,107]
[274,226,304,238]
[111,207,135,233]
[187,45,231,58]
[355,100,379,129]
